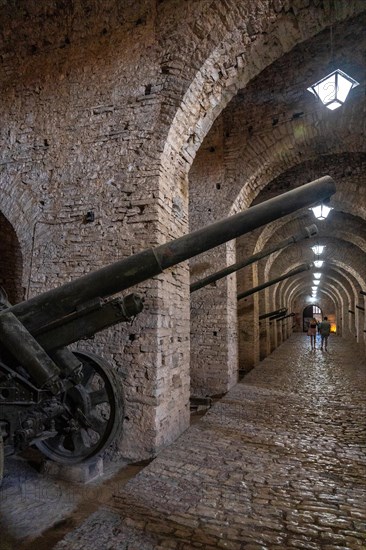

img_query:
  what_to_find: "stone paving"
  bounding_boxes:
[52,333,366,550]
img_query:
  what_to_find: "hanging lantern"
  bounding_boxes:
[310,204,333,220]
[311,245,325,255]
[307,69,359,110]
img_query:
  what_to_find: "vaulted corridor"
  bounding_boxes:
[1,3,366,548]
[8,333,361,550]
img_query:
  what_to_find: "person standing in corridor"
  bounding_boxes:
[318,316,331,351]
[308,317,318,350]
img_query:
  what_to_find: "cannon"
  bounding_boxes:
[0,176,335,472]
[259,307,287,320]
[268,309,289,321]
[190,224,318,293]
[277,312,296,321]
[237,263,312,301]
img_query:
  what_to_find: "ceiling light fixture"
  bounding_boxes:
[311,245,325,255]
[307,69,359,110]
[310,203,333,220]
[314,260,324,268]
[313,273,322,280]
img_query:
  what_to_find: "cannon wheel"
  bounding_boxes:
[36,351,124,464]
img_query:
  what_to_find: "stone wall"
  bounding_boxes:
[1,0,366,463]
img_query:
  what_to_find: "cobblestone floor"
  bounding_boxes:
[1,334,365,549]
[52,334,366,550]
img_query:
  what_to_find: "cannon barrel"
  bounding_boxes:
[237,263,312,301]
[360,290,366,296]
[355,304,365,312]
[269,310,289,320]
[276,312,295,321]
[8,176,335,332]
[190,224,318,293]
[259,307,287,320]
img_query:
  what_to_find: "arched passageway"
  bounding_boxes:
[303,304,323,331]
[0,212,23,304]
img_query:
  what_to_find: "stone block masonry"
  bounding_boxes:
[54,334,366,549]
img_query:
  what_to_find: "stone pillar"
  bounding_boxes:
[237,264,259,372]
[190,242,238,397]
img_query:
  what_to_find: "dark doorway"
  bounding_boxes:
[0,212,23,304]
[303,305,322,332]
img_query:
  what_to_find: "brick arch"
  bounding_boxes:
[159,1,365,195]
[0,211,24,303]
[278,256,365,303]
[285,281,341,329]
[283,264,362,316]
[263,224,366,280]
[258,191,366,249]
[231,138,366,217]
[266,236,366,280]
[256,209,366,278]
[285,271,351,310]
[291,283,346,336]
[0,186,40,292]
[293,286,340,319]
[274,263,357,322]
[297,288,339,307]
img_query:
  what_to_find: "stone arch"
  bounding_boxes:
[160,1,365,193]
[284,268,355,338]
[256,209,366,281]
[0,211,24,303]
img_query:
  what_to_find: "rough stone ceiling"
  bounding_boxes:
[193,11,366,310]
[225,12,365,206]
[191,14,365,212]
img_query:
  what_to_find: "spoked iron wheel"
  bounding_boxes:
[36,351,124,464]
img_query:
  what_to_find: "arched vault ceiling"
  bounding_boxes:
[190,11,366,221]
[292,287,339,308]
[265,238,366,285]
[191,9,366,225]
[279,274,345,310]
[261,218,366,278]
[282,268,358,305]
[250,153,366,221]
[278,268,363,316]
[253,209,366,260]
[165,3,366,185]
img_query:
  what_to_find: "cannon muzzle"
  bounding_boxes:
[237,263,312,301]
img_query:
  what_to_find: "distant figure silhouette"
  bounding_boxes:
[308,317,317,350]
[318,316,331,351]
